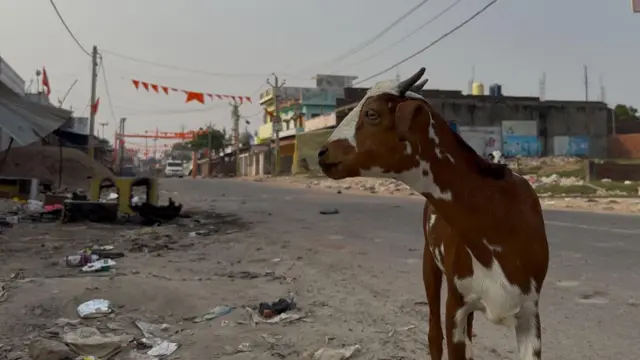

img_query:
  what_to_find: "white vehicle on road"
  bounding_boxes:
[164,160,186,178]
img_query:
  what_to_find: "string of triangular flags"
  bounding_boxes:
[131,79,252,104]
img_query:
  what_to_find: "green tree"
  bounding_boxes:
[171,142,191,151]
[614,104,639,121]
[185,127,226,154]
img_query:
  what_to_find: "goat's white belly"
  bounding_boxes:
[454,252,538,327]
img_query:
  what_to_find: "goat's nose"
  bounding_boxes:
[317,146,329,159]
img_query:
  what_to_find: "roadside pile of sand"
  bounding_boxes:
[0,144,113,190]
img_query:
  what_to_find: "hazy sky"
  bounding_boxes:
[0,0,638,149]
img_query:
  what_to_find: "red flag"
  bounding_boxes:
[244,96,252,104]
[185,91,205,104]
[150,84,159,93]
[91,97,100,115]
[141,82,149,91]
[161,86,169,95]
[42,67,51,97]
[132,79,140,89]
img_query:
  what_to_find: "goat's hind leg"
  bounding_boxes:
[444,287,472,360]
[515,303,542,360]
[423,249,443,360]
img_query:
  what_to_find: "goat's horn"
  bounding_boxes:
[398,67,426,96]
[410,78,429,93]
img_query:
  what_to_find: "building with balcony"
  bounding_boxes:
[256,74,357,145]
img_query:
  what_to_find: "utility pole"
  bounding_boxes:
[539,72,546,101]
[230,101,241,176]
[267,73,285,175]
[207,121,213,177]
[88,45,99,160]
[118,117,127,174]
[98,122,108,138]
[583,65,589,101]
[153,127,158,159]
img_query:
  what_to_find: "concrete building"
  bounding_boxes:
[329,87,610,158]
[256,74,357,144]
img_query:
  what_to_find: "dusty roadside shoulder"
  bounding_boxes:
[240,176,640,215]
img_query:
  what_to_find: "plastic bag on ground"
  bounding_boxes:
[77,299,113,318]
[313,345,361,360]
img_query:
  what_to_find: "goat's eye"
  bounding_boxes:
[364,109,379,122]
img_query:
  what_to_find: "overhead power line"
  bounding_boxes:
[354,0,499,86]
[102,49,283,78]
[99,56,117,125]
[48,0,91,57]
[295,0,431,75]
[337,0,465,72]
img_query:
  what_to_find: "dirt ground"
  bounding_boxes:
[1,178,639,359]
[0,186,427,360]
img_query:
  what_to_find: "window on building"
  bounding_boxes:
[310,113,321,119]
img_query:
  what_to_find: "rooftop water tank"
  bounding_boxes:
[472,82,485,96]
[489,83,503,97]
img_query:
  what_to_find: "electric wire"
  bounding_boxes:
[354,0,498,86]
[99,56,118,125]
[48,0,91,57]
[101,49,307,79]
[336,0,465,73]
[295,0,431,75]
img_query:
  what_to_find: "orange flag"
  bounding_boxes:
[185,91,204,104]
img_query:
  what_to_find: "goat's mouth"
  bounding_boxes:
[319,161,345,179]
[319,161,341,172]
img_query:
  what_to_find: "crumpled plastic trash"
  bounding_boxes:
[147,340,179,357]
[26,200,44,212]
[192,305,234,323]
[313,345,361,360]
[63,326,132,358]
[134,320,179,357]
[81,259,116,272]
[246,307,304,324]
[77,299,113,318]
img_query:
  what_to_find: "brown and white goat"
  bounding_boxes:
[317,68,549,360]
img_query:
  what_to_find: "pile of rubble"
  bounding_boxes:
[296,177,416,196]
[505,156,583,168]
[526,174,586,187]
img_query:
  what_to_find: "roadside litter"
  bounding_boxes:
[258,297,296,319]
[135,321,180,357]
[81,259,117,273]
[63,327,133,359]
[312,345,361,360]
[63,246,123,273]
[77,299,113,318]
[247,307,305,324]
[192,305,234,323]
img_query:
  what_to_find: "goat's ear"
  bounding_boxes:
[394,100,423,140]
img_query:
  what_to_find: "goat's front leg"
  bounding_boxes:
[423,248,443,360]
[445,286,472,360]
[515,302,542,360]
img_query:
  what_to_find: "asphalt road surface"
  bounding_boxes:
[164,178,640,359]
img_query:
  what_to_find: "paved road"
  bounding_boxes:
[165,178,640,359]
